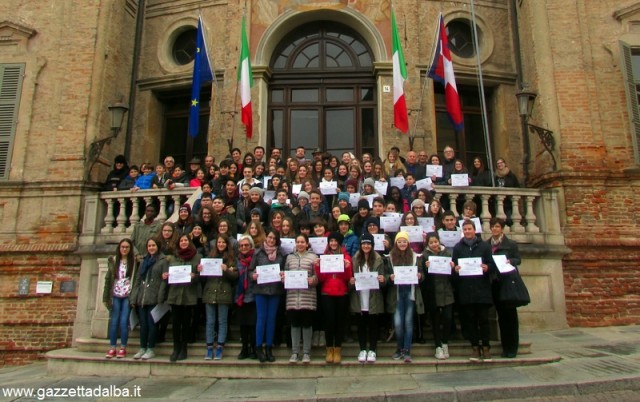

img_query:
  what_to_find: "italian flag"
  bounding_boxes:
[392,8,409,134]
[238,16,253,139]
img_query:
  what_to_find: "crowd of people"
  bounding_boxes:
[102,144,524,364]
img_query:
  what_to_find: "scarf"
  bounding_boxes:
[236,248,255,306]
[177,245,196,261]
[496,166,511,178]
[139,253,157,281]
[462,237,476,247]
[262,243,278,262]
[491,234,504,253]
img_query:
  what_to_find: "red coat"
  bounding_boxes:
[314,247,353,296]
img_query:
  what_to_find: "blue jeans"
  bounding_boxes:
[205,303,229,345]
[255,294,280,347]
[109,296,130,347]
[137,305,157,349]
[394,286,415,351]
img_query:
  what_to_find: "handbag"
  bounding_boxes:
[498,269,530,307]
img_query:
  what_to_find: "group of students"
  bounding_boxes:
[101,145,523,364]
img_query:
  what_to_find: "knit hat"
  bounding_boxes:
[297,191,310,201]
[179,203,191,214]
[363,177,375,188]
[338,192,350,202]
[114,154,127,165]
[411,199,425,209]
[345,178,358,189]
[250,208,262,219]
[249,187,264,197]
[327,231,344,245]
[357,199,370,210]
[337,214,351,223]
[360,233,374,245]
[363,216,380,230]
[395,231,410,243]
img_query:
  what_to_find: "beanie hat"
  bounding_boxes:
[250,208,262,219]
[327,231,344,245]
[411,199,425,209]
[338,192,350,202]
[337,214,351,223]
[395,231,410,243]
[345,178,358,189]
[179,203,192,214]
[114,154,127,165]
[360,233,374,245]
[363,216,380,230]
[297,191,310,201]
[357,199,370,210]
[363,177,375,188]
[249,187,264,197]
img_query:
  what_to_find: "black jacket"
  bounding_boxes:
[452,237,496,305]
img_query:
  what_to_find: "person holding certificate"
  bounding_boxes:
[422,233,455,360]
[349,233,386,363]
[284,234,319,364]
[452,220,497,362]
[235,235,257,360]
[200,234,238,361]
[487,217,522,358]
[400,211,425,254]
[162,235,201,362]
[250,229,285,363]
[314,232,353,364]
[386,232,424,363]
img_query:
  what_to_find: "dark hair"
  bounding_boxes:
[425,232,440,244]
[113,238,135,279]
[264,228,282,247]
[154,222,178,255]
[489,217,506,228]
[209,233,236,264]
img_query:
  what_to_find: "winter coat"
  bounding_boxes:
[202,256,238,305]
[284,250,318,311]
[103,256,137,305]
[487,235,521,285]
[164,253,201,306]
[341,230,360,257]
[130,220,161,258]
[130,253,168,307]
[251,247,285,296]
[422,246,455,308]
[451,237,496,305]
[349,251,386,314]
[385,252,425,314]
[315,247,353,297]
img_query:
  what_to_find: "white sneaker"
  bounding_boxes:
[289,353,299,363]
[302,353,311,363]
[141,349,155,360]
[358,350,367,363]
[366,350,377,363]
[442,344,450,359]
[435,346,446,360]
[133,348,146,360]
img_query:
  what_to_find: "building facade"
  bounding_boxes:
[0,0,638,365]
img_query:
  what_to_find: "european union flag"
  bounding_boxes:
[188,16,213,138]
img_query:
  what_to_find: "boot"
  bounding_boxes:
[176,343,188,361]
[333,347,342,364]
[266,347,275,362]
[170,341,180,362]
[325,347,334,363]
[248,345,257,360]
[482,346,492,361]
[257,346,266,363]
[469,346,481,362]
[237,346,249,360]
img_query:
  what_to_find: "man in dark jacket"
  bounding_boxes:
[452,220,496,362]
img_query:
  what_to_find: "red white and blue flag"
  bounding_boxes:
[428,14,463,132]
[392,9,409,134]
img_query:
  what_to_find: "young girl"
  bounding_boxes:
[103,238,136,358]
[189,223,209,257]
[200,234,238,360]
[245,221,266,249]
[349,233,386,363]
[401,211,425,254]
[422,233,455,360]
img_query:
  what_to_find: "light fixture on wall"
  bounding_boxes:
[87,102,129,180]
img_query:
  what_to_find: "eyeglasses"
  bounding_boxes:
[239,243,251,248]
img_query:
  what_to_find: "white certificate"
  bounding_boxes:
[263,176,272,188]
[393,266,419,285]
[168,265,192,284]
[256,264,281,284]
[428,256,453,275]
[374,180,388,195]
[390,176,405,189]
[263,190,276,203]
[280,238,295,255]
[365,194,377,208]
[492,254,516,274]
[417,217,435,233]
[439,230,462,248]
[459,217,482,233]
[373,234,385,251]
[200,258,223,276]
[427,165,443,178]
[151,303,170,323]
[451,173,469,187]
[355,272,380,291]
[320,254,344,273]
[309,236,327,255]
[284,270,308,289]
[415,177,433,191]
[129,308,139,330]
[349,193,361,208]
[458,257,483,276]
[292,183,302,195]
[400,225,423,242]
[319,181,338,195]
[380,215,401,232]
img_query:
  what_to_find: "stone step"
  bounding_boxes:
[46,348,560,379]
[75,337,532,357]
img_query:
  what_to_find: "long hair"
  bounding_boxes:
[113,238,135,279]
[154,222,178,256]
[355,244,377,272]
[209,233,236,265]
[389,241,415,267]
[245,221,266,248]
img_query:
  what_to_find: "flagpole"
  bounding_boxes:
[199,15,226,148]
[470,0,495,187]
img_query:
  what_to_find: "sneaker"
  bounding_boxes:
[302,353,311,363]
[141,349,155,360]
[435,347,445,360]
[366,350,377,363]
[116,348,126,358]
[105,348,116,359]
[442,344,450,359]
[357,350,367,363]
[404,351,412,363]
[392,349,404,360]
[470,346,481,362]
[133,348,146,360]
[289,353,299,363]
[204,347,213,360]
[214,346,223,360]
